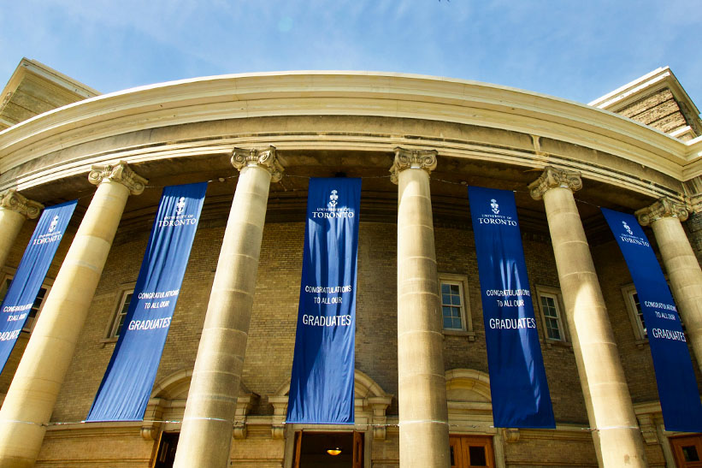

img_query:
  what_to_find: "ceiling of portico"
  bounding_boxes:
[11,144,656,248]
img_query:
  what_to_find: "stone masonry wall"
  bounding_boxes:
[0,209,675,467]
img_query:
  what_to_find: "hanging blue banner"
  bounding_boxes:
[0,200,77,374]
[286,178,361,424]
[602,208,702,432]
[87,182,207,421]
[468,186,555,428]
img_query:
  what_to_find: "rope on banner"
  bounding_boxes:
[433,178,467,186]
[3,419,47,427]
[430,178,607,211]
[140,173,397,192]
[182,416,232,423]
[593,426,641,431]
[44,420,185,427]
[131,172,619,218]
[40,419,599,433]
[127,160,622,215]
[398,419,450,426]
[144,178,224,190]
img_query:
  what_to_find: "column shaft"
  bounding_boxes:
[394,149,450,468]
[0,165,144,467]
[649,216,702,372]
[0,209,25,271]
[540,185,646,468]
[173,156,277,468]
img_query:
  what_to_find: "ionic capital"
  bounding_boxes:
[635,197,689,226]
[528,166,582,200]
[389,147,438,185]
[88,161,147,195]
[231,146,284,182]
[0,190,43,219]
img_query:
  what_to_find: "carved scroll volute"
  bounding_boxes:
[0,190,43,219]
[390,147,438,185]
[636,197,690,226]
[88,161,147,195]
[231,146,284,183]
[528,166,582,200]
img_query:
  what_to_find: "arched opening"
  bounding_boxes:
[142,370,258,467]
[445,369,498,468]
[272,370,392,468]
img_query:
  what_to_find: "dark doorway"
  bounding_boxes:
[153,432,179,468]
[293,431,363,468]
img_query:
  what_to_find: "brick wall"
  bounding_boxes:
[1,212,680,467]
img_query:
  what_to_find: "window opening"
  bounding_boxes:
[108,289,134,339]
[0,275,50,332]
[442,281,464,330]
[622,284,646,340]
[630,291,645,335]
[535,286,567,344]
[540,294,563,341]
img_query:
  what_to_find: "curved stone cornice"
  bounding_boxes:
[231,146,284,182]
[0,72,692,187]
[635,197,690,225]
[389,147,438,184]
[88,161,147,195]
[0,189,43,219]
[528,166,583,200]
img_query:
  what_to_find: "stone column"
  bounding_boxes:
[636,197,702,373]
[173,147,283,468]
[0,190,43,270]
[529,167,647,468]
[390,148,450,468]
[0,162,146,468]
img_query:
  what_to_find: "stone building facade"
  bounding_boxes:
[0,59,701,467]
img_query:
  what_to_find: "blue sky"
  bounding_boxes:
[1,0,701,107]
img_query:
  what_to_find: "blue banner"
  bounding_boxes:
[87,182,207,421]
[0,200,77,374]
[602,208,702,432]
[286,178,361,424]
[468,186,555,428]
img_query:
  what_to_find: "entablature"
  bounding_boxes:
[0,72,693,199]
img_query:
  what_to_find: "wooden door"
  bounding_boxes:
[449,435,494,468]
[352,431,363,468]
[293,430,302,468]
[671,435,702,468]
